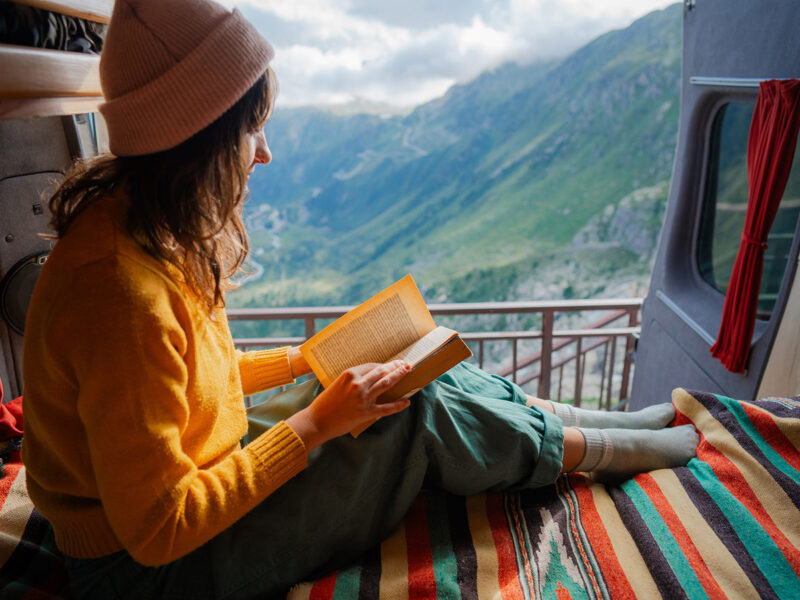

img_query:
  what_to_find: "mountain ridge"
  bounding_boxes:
[231,4,682,328]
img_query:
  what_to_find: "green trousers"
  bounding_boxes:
[65,363,564,599]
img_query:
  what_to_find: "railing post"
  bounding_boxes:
[606,336,617,410]
[511,339,518,383]
[304,317,316,341]
[557,365,564,401]
[574,338,583,407]
[619,308,638,401]
[599,341,609,410]
[538,310,553,399]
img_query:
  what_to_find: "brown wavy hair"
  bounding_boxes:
[50,67,277,309]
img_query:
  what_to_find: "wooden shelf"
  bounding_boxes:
[0,1,110,118]
[11,0,112,23]
[0,96,102,120]
[0,44,101,101]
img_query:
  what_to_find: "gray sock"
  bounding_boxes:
[551,401,675,430]
[573,425,699,482]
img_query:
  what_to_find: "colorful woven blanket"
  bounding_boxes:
[0,453,67,598]
[288,389,800,599]
[1,389,799,599]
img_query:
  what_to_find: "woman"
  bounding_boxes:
[22,0,698,598]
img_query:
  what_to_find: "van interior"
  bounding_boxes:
[0,1,798,597]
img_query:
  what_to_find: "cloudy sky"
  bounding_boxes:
[222,0,676,110]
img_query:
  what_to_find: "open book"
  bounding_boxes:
[300,274,472,436]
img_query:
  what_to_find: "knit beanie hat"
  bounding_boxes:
[99,0,274,156]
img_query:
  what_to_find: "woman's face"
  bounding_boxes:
[242,128,271,175]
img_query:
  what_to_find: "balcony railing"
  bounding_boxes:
[228,298,642,410]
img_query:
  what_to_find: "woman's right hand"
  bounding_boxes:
[286,360,412,450]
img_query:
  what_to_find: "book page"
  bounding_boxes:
[388,326,458,366]
[301,275,437,387]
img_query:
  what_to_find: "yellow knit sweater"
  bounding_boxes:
[22,196,308,566]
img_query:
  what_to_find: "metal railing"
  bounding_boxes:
[228,298,642,409]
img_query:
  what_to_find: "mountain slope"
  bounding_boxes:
[233,4,682,313]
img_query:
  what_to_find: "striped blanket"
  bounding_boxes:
[289,389,800,599]
[1,389,798,599]
[0,453,68,598]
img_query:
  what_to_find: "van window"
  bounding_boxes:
[697,101,800,319]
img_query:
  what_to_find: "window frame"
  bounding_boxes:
[694,96,800,324]
[658,88,800,355]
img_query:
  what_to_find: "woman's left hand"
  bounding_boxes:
[286,360,411,450]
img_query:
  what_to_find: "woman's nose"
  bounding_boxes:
[254,131,271,165]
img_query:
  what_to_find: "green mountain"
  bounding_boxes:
[231,5,682,333]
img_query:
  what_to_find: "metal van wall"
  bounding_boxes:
[630,0,800,408]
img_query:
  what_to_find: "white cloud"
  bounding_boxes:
[225,0,677,109]
[555,0,675,20]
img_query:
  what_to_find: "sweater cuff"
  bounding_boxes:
[246,420,308,485]
[238,347,295,395]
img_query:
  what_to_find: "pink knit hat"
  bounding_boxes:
[99,0,274,156]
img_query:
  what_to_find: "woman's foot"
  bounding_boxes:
[546,400,675,430]
[571,424,699,483]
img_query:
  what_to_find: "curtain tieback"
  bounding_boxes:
[741,233,768,249]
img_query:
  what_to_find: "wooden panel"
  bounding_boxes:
[758,258,800,397]
[0,97,102,120]
[12,0,112,23]
[0,44,101,100]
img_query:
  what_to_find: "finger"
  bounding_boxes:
[361,360,408,388]
[336,363,379,388]
[346,363,380,377]
[368,362,411,395]
[372,398,411,417]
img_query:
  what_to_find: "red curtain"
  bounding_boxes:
[710,79,800,373]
